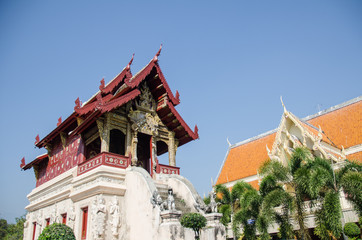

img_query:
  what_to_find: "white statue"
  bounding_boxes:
[209,190,218,213]
[93,196,106,239]
[167,188,176,211]
[68,206,76,229]
[150,191,167,211]
[109,196,120,238]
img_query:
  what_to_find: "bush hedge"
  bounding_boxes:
[38,223,76,240]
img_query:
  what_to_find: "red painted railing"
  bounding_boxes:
[157,163,180,175]
[77,152,130,175]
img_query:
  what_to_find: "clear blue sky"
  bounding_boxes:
[0,0,361,223]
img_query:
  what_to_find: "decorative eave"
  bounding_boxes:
[36,112,78,148]
[82,55,134,107]
[70,89,141,137]
[22,153,48,170]
[156,100,198,147]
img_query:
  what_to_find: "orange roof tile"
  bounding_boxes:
[248,180,260,190]
[306,100,362,149]
[347,151,362,163]
[216,132,276,185]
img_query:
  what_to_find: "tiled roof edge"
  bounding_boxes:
[215,146,231,185]
[302,96,362,121]
[230,128,277,149]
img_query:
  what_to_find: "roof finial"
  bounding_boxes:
[74,97,81,110]
[57,117,62,127]
[226,137,231,147]
[266,144,270,154]
[35,134,40,145]
[126,53,135,70]
[20,157,25,169]
[153,44,163,62]
[99,78,105,91]
[194,124,199,137]
[175,90,180,102]
[280,96,287,113]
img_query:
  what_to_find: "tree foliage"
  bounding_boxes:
[38,223,76,240]
[343,222,360,239]
[0,215,25,240]
[180,213,207,240]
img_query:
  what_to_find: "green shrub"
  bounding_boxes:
[180,213,207,240]
[38,223,75,240]
[343,222,360,239]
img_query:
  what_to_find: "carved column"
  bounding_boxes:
[151,136,157,176]
[126,122,132,157]
[168,132,176,167]
[131,130,138,166]
[97,114,110,153]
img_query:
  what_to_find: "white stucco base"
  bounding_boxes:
[23,166,226,240]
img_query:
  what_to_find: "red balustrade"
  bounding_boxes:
[157,163,180,175]
[77,152,130,175]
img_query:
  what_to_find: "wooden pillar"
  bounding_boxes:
[168,132,176,167]
[97,114,110,153]
[150,136,157,176]
[131,130,138,166]
[125,122,132,157]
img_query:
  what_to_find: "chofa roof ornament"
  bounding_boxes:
[153,44,162,62]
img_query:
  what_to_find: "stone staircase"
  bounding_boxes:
[155,183,192,214]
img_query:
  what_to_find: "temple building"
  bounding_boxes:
[21,47,225,240]
[216,96,362,234]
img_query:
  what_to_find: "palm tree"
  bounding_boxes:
[260,147,362,240]
[259,147,314,240]
[215,181,253,239]
[311,158,362,239]
[257,175,294,240]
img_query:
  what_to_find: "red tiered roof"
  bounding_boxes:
[24,47,198,171]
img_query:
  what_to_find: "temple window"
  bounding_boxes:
[45,218,50,226]
[61,213,67,224]
[156,140,168,164]
[137,133,151,172]
[109,129,126,156]
[32,222,36,240]
[81,207,88,239]
[85,138,101,159]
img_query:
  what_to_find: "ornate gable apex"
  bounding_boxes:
[270,101,345,165]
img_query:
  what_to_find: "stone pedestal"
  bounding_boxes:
[201,213,226,240]
[160,210,182,223]
[159,210,184,240]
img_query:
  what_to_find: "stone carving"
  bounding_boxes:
[92,196,107,239]
[68,206,76,229]
[209,190,218,213]
[128,109,160,136]
[167,188,176,211]
[51,203,59,223]
[194,198,207,214]
[36,210,43,233]
[150,191,167,211]
[137,83,155,111]
[109,196,121,239]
